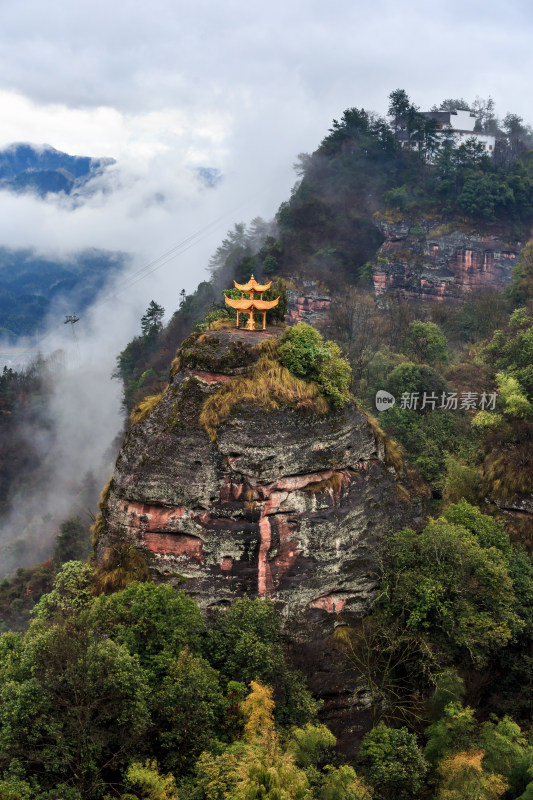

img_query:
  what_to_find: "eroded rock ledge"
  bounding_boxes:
[373,217,521,302]
[98,329,422,634]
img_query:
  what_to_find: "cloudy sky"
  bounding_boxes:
[1,0,532,315]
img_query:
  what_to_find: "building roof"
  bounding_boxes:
[234,274,272,293]
[422,109,477,131]
[225,296,279,311]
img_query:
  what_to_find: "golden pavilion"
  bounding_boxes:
[224,275,279,330]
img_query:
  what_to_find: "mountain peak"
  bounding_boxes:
[0,142,115,196]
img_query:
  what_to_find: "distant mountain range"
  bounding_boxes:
[0,143,222,197]
[0,143,115,198]
[0,143,223,342]
[0,247,128,341]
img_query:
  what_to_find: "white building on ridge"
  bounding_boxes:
[422,109,496,154]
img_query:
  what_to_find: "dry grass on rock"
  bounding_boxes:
[200,339,329,442]
[92,543,150,595]
[303,472,344,495]
[363,410,404,475]
[130,392,164,425]
[207,317,237,331]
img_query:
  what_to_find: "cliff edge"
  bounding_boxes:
[96,327,422,634]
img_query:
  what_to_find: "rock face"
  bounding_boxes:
[286,281,331,326]
[98,328,419,635]
[497,495,533,516]
[373,218,521,302]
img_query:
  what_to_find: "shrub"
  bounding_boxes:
[196,308,234,332]
[403,320,449,365]
[278,322,351,408]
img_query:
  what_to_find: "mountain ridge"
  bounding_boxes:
[0,142,115,197]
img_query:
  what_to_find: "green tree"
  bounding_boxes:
[472,96,498,134]
[377,366,452,486]
[0,775,34,800]
[288,723,335,769]
[496,371,532,419]
[359,721,428,800]
[425,702,478,765]
[457,173,514,220]
[318,765,371,800]
[90,581,204,680]
[503,113,532,158]
[403,321,448,365]
[278,322,351,409]
[379,518,522,667]
[442,454,482,505]
[141,301,165,339]
[455,137,489,169]
[156,648,227,774]
[384,185,409,210]
[279,322,329,380]
[205,597,317,726]
[33,560,94,620]
[388,89,413,138]
[117,759,178,800]
[441,499,510,552]
[437,98,472,112]
[480,715,526,777]
[0,631,23,683]
[384,361,447,398]
[54,517,91,564]
[0,618,151,798]
[262,254,278,275]
[192,750,241,800]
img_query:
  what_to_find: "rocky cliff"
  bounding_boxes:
[372,217,522,302]
[286,281,331,326]
[97,327,421,636]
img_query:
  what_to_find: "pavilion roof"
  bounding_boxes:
[234,274,272,293]
[225,296,279,311]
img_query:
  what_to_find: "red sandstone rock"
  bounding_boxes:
[310,595,347,613]
[372,220,521,302]
[98,329,422,633]
[144,532,202,560]
[186,369,234,384]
